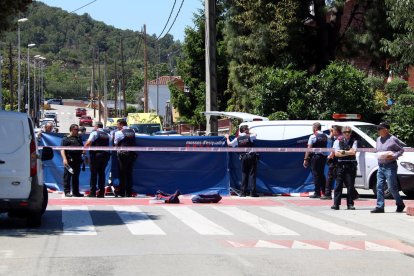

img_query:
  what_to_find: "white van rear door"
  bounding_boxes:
[0,118,31,199]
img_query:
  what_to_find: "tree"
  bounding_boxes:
[381,0,414,72]
[0,0,32,34]
[304,61,374,120]
[170,1,229,126]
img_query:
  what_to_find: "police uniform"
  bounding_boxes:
[88,128,110,197]
[333,137,358,208]
[114,127,137,197]
[229,133,258,197]
[61,134,83,196]
[308,131,328,197]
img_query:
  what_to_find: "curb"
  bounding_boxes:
[407,206,414,216]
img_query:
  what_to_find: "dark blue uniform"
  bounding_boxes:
[236,134,258,197]
[61,135,83,196]
[310,132,328,197]
[116,128,137,197]
[89,130,110,197]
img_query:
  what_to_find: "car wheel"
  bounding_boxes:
[41,185,48,215]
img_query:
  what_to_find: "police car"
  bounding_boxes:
[206,112,414,198]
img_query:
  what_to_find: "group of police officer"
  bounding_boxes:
[61,118,136,198]
[304,122,359,210]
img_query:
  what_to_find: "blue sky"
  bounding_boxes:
[39,0,203,41]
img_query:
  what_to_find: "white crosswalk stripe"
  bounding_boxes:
[262,207,366,236]
[213,206,299,236]
[62,206,96,235]
[53,205,375,238]
[163,206,233,235]
[114,206,165,235]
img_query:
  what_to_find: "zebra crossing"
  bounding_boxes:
[45,205,385,238]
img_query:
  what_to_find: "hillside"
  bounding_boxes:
[0,0,183,102]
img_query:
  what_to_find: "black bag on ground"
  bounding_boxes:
[155,190,181,203]
[192,192,222,203]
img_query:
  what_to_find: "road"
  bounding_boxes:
[1,194,414,276]
[47,102,99,133]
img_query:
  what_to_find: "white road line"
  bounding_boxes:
[262,207,366,236]
[0,250,13,258]
[163,206,233,235]
[62,206,96,235]
[214,206,298,236]
[114,206,165,235]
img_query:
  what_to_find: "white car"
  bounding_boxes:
[0,111,54,227]
[241,119,414,198]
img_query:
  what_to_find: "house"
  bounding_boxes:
[147,76,184,118]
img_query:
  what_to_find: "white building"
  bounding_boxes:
[147,76,183,118]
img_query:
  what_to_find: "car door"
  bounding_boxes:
[0,115,31,199]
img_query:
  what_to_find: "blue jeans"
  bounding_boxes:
[376,162,404,208]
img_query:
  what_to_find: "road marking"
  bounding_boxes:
[114,206,165,235]
[291,240,325,250]
[0,250,13,258]
[329,241,361,251]
[255,240,289,249]
[163,206,233,235]
[214,206,298,236]
[365,241,400,252]
[262,207,366,236]
[62,206,97,235]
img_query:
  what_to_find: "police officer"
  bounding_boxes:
[85,121,110,198]
[303,122,328,198]
[225,126,259,197]
[321,125,342,200]
[61,124,84,197]
[114,118,137,197]
[331,126,358,210]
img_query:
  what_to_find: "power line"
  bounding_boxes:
[157,0,177,39]
[161,0,185,39]
[70,0,97,13]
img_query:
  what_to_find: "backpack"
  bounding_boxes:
[155,190,181,204]
[191,192,222,203]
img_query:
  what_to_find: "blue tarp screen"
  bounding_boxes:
[40,133,316,195]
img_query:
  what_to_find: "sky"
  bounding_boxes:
[39,0,203,41]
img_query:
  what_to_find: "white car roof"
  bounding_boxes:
[203,111,269,122]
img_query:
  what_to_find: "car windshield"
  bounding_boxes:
[354,125,379,141]
[130,124,161,135]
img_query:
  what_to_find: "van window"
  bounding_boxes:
[351,131,373,148]
[354,125,378,142]
[250,125,284,140]
[0,119,25,154]
[283,124,315,140]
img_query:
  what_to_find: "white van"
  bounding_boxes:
[0,111,54,227]
[240,119,414,198]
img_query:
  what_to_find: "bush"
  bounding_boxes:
[268,111,289,120]
[385,79,411,100]
[305,61,374,120]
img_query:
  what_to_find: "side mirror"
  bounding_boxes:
[41,147,54,161]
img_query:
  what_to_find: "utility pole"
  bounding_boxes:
[98,49,101,121]
[8,43,14,111]
[143,24,148,112]
[120,36,127,116]
[114,60,118,116]
[91,47,96,118]
[205,0,218,135]
[103,54,108,125]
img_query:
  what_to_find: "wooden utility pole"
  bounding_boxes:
[97,49,101,121]
[114,60,118,116]
[205,0,218,135]
[120,36,127,116]
[103,54,108,125]
[92,47,96,118]
[143,24,148,112]
[8,43,14,111]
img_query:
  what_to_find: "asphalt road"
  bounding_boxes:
[1,194,414,276]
